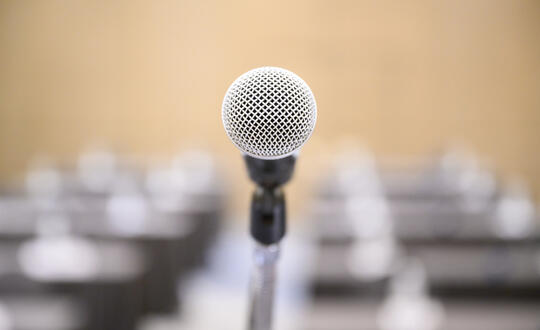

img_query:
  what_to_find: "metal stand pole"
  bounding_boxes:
[248,243,280,330]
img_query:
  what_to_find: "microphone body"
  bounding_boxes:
[245,154,295,245]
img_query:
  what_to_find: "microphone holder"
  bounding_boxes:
[244,155,295,330]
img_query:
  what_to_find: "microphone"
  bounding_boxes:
[222,67,317,330]
[222,66,317,243]
[222,66,317,160]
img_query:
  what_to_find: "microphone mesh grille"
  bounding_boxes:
[222,67,317,159]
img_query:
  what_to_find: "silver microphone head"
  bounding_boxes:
[222,67,317,160]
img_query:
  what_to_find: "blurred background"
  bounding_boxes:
[0,0,539,329]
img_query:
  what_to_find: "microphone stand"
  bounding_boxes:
[244,155,295,330]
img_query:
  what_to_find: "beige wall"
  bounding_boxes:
[1,0,539,206]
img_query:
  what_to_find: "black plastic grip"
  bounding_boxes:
[250,187,286,245]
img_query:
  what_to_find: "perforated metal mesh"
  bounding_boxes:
[222,67,317,159]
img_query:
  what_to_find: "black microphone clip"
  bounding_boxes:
[244,155,296,245]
